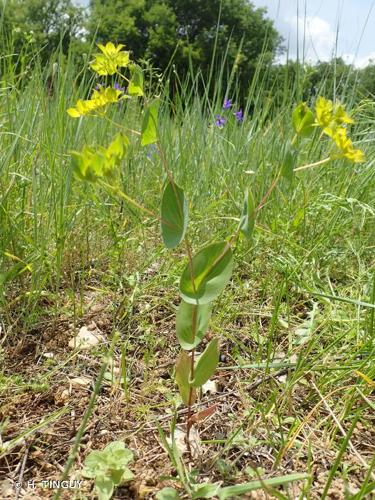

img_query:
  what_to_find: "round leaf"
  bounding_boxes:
[176,300,212,350]
[180,242,233,304]
[161,181,189,248]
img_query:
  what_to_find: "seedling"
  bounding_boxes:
[81,441,134,500]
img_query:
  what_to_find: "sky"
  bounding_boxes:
[251,0,375,66]
[75,0,375,67]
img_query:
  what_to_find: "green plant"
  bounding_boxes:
[81,441,134,500]
[66,41,366,485]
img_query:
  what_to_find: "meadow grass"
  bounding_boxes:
[0,44,374,498]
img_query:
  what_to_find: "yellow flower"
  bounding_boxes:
[315,96,334,129]
[67,87,123,118]
[332,127,351,151]
[342,147,365,163]
[90,42,130,76]
[332,127,365,163]
[334,104,354,125]
[315,97,354,136]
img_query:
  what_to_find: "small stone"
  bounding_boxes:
[68,326,104,350]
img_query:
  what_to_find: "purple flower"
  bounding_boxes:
[215,115,226,128]
[95,83,103,90]
[114,82,125,92]
[234,109,244,122]
[223,99,232,110]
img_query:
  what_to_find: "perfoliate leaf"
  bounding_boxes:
[191,338,219,388]
[70,133,128,183]
[175,351,195,405]
[180,242,233,305]
[292,102,314,137]
[128,64,144,96]
[239,189,255,240]
[281,148,296,182]
[176,300,212,350]
[141,99,159,146]
[161,181,189,248]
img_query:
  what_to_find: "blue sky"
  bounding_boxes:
[75,0,375,67]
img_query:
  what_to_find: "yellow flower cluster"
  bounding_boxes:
[315,97,364,163]
[90,42,130,76]
[67,86,123,118]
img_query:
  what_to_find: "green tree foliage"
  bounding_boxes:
[0,0,83,60]
[358,62,375,97]
[88,0,281,91]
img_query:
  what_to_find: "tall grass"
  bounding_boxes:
[1,32,374,497]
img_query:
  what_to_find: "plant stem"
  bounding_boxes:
[186,349,195,443]
[99,180,158,220]
[294,157,331,172]
[156,140,198,450]
[256,172,281,212]
[255,156,331,213]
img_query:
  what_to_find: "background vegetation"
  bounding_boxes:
[1,0,375,101]
[0,1,374,498]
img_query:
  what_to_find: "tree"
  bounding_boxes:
[358,62,375,98]
[88,0,282,93]
[0,0,84,60]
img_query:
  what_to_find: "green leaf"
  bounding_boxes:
[192,483,221,498]
[218,473,310,499]
[106,133,129,166]
[95,475,114,500]
[83,451,108,476]
[176,300,212,350]
[156,487,181,500]
[103,442,133,468]
[161,181,189,248]
[281,149,296,182]
[70,134,128,184]
[128,64,143,97]
[175,351,194,405]
[180,242,233,305]
[111,467,134,485]
[141,99,159,146]
[191,338,219,388]
[128,64,144,96]
[240,189,256,240]
[292,102,315,137]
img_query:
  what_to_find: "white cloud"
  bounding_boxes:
[343,52,375,68]
[285,15,336,63]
